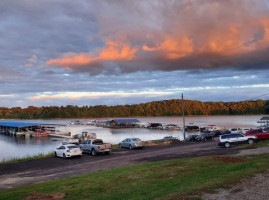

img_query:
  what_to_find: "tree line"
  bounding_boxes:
[0,99,268,119]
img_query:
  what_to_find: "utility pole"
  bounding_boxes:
[181,93,186,140]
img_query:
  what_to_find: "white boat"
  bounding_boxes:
[70,120,82,125]
[163,124,180,131]
[201,125,223,132]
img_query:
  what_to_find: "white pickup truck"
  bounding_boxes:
[79,139,112,156]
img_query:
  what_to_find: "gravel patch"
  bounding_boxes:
[202,170,269,200]
[236,147,269,156]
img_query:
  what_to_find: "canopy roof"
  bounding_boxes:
[112,119,140,123]
[260,117,269,121]
[0,121,41,128]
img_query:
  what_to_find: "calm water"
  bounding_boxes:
[0,115,262,161]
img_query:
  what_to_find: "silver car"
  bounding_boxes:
[119,138,144,149]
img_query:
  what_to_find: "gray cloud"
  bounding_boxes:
[0,0,269,107]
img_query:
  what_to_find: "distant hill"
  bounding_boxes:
[0,99,268,119]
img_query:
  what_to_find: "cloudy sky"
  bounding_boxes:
[1,0,269,108]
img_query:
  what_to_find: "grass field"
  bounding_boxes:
[1,154,269,200]
[0,152,54,164]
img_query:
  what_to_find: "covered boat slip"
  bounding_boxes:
[105,119,141,128]
[0,121,66,136]
[257,116,269,127]
[0,121,41,136]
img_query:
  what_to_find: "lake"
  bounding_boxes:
[0,115,262,162]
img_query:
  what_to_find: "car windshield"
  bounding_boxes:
[132,138,141,141]
[67,145,79,149]
[231,128,237,131]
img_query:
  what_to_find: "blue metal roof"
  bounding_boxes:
[0,121,41,128]
[112,119,140,123]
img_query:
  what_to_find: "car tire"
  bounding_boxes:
[54,152,57,157]
[224,142,230,148]
[248,139,254,144]
[63,153,66,159]
[91,149,97,156]
[129,145,133,150]
[105,151,110,155]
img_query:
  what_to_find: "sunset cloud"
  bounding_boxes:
[29,91,173,101]
[47,41,138,69]
[1,0,269,108]
[46,0,269,75]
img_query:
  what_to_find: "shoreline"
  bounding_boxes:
[0,114,265,121]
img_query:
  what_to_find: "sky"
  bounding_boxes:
[1,0,269,108]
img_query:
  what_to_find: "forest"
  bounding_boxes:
[0,99,268,119]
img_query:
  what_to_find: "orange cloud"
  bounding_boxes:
[47,40,138,68]
[260,18,269,44]
[143,37,193,59]
[202,26,243,55]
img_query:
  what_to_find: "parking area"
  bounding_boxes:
[0,140,238,190]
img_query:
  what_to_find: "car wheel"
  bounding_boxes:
[63,153,66,159]
[129,145,133,150]
[105,151,110,155]
[224,142,230,148]
[54,151,57,157]
[91,149,97,156]
[248,139,254,144]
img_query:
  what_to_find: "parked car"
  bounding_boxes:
[230,128,242,134]
[54,144,82,158]
[220,129,231,135]
[246,128,269,140]
[242,128,251,135]
[119,138,144,149]
[79,139,112,156]
[209,130,222,137]
[195,133,214,142]
[186,134,198,141]
[163,136,178,141]
[218,133,257,148]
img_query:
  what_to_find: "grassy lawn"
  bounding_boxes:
[0,153,54,165]
[0,154,269,200]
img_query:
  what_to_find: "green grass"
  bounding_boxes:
[237,140,269,149]
[0,152,54,164]
[112,144,120,149]
[1,154,269,200]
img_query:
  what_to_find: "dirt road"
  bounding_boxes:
[0,141,240,190]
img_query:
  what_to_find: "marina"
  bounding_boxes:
[0,115,265,161]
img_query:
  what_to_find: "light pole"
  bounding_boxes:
[181,93,186,141]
